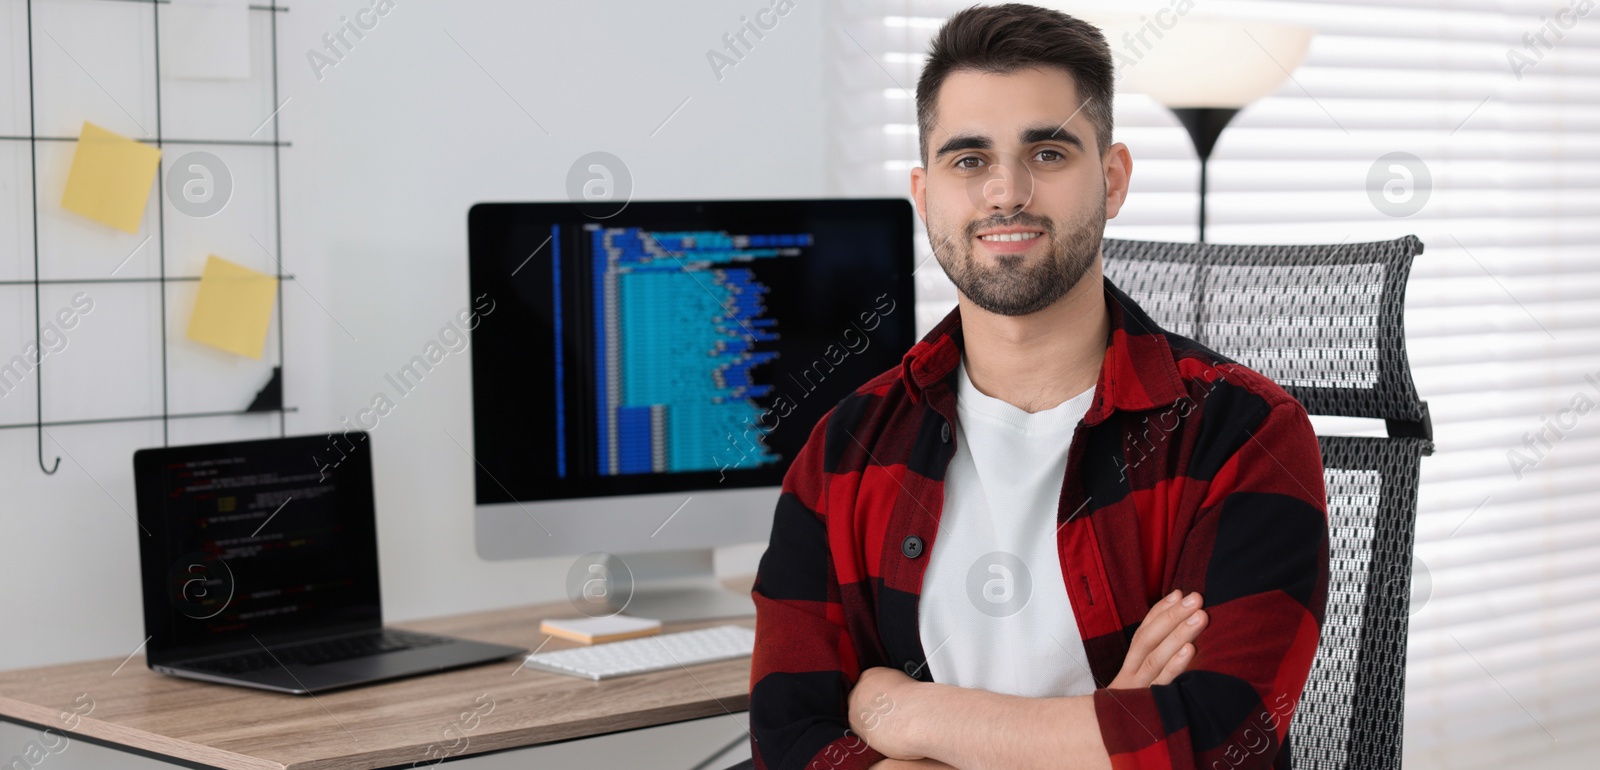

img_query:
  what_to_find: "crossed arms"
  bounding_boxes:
[848,590,1211,770]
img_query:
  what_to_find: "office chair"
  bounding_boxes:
[724,235,1430,770]
[1101,234,1432,770]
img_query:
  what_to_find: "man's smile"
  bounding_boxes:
[975,228,1046,253]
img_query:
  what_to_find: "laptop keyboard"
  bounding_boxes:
[187,629,451,675]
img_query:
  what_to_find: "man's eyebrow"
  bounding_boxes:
[933,124,1086,160]
[933,133,991,159]
[1020,124,1085,150]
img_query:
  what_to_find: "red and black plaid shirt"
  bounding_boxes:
[748,276,1329,770]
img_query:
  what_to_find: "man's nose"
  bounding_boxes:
[975,153,1033,216]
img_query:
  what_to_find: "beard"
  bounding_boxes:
[929,196,1105,317]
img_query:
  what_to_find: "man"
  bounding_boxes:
[747,4,1329,769]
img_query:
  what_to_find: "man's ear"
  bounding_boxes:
[1103,142,1133,220]
[910,164,928,224]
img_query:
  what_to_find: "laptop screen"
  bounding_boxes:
[134,433,382,661]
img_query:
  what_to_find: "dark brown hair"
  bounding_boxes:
[915,3,1115,163]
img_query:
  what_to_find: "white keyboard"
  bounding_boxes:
[523,624,756,681]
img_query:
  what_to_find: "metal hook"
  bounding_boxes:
[38,428,60,474]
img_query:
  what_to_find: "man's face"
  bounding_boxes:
[911,66,1130,317]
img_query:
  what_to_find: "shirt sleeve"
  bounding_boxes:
[1092,398,1330,770]
[748,408,886,770]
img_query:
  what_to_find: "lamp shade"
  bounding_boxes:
[1096,17,1315,108]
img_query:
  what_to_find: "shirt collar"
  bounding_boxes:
[899,275,1188,426]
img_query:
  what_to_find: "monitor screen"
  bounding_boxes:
[467,199,916,504]
[134,433,382,659]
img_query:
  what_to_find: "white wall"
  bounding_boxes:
[0,0,822,670]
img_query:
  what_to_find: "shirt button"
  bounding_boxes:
[904,660,921,676]
[940,421,951,443]
[901,535,924,558]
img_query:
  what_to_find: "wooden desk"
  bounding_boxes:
[0,578,755,770]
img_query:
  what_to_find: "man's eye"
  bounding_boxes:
[955,156,984,170]
[1035,149,1064,162]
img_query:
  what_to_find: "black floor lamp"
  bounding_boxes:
[1115,18,1315,243]
[1171,108,1239,244]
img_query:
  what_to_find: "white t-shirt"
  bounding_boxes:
[916,355,1099,697]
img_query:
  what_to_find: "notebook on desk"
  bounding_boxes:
[132,432,526,695]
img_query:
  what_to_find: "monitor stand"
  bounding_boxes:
[595,548,755,622]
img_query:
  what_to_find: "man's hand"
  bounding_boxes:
[867,760,958,769]
[847,665,924,761]
[1108,590,1208,689]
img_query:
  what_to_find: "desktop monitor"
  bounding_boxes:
[466,198,917,619]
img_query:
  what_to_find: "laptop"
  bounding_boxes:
[133,432,526,694]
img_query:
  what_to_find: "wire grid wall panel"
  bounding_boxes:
[0,0,293,473]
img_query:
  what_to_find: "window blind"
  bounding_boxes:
[827,1,1600,765]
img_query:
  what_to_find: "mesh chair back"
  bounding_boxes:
[1288,435,1425,769]
[1104,236,1432,770]
[1102,236,1430,440]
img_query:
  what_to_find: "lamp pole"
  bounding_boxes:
[1169,107,1240,244]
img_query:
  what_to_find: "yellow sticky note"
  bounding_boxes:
[61,121,162,234]
[187,255,277,359]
